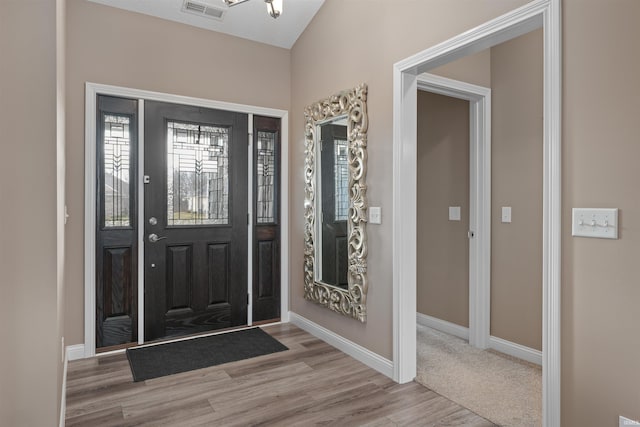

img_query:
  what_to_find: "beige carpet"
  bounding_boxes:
[416,325,542,427]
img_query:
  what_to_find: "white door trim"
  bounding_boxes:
[392,1,561,426]
[84,82,290,357]
[417,73,491,349]
[247,113,254,326]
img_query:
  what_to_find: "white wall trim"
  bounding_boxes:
[417,73,489,101]
[415,313,542,366]
[542,1,563,425]
[247,114,254,326]
[66,344,86,362]
[289,312,393,378]
[59,350,68,427]
[393,1,561,426]
[489,336,542,366]
[417,73,491,350]
[416,312,469,341]
[84,85,97,358]
[84,82,290,357]
[280,113,290,323]
[137,100,145,345]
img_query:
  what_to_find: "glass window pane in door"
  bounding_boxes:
[103,114,131,227]
[256,131,276,224]
[167,121,229,226]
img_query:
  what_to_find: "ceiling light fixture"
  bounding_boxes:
[223,0,283,19]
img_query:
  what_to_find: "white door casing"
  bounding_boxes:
[393,1,561,426]
[417,73,491,350]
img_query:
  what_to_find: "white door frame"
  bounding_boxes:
[417,73,491,349]
[392,1,561,426]
[84,82,290,357]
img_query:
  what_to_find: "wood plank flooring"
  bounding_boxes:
[66,324,496,426]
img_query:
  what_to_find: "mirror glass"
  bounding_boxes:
[315,117,349,289]
[303,84,368,322]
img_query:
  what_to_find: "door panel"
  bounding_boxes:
[144,101,248,341]
[166,244,192,311]
[207,243,229,304]
[96,95,138,349]
[252,116,281,321]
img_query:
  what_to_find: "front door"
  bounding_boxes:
[144,101,248,341]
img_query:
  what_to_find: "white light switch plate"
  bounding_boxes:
[449,206,461,221]
[369,206,381,224]
[501,207,512,223]
[572,208,618,239]
[619,415,640,426]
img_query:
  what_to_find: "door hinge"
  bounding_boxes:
[247,293,250,305]
[247,213,251,225]
[468,230,475,239]
[143,175,150,184]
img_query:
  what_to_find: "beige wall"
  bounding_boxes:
[293,0,640,424]
[64,0,291,345]
[416,92,470,327]
[431,50,492,88]
[0,0,63,424]
[290,0,531,360]
[490,29,543,351]
[562,1,640,425]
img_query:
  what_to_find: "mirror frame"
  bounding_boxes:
[303,83,368,322]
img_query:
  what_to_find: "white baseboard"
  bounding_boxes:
[416,313,541,366]
[416,312,469,340]
[489,335,542,366]
[66,344,85,361]
[289,312,394,379]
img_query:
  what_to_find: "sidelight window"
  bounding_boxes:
[256,131,277,224]
[103,114,132,227]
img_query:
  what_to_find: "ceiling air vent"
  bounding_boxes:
[182,0,226,20]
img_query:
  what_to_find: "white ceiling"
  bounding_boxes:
[88,0,325,49]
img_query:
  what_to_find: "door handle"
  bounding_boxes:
[148,233,167,243]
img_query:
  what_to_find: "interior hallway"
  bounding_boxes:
[416,325,541,426]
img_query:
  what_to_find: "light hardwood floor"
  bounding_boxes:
[66,324,496,426]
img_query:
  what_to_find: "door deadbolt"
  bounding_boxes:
[148,216,158,226]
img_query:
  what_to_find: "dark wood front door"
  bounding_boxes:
[96,95,139,349]
[144,101,248,341]
[252,116,281,322]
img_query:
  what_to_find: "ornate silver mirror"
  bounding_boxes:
[303,84,368,322]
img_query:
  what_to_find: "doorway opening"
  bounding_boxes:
[415,73,491,350]
[416,34,544,422]
[392,0,561,425]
